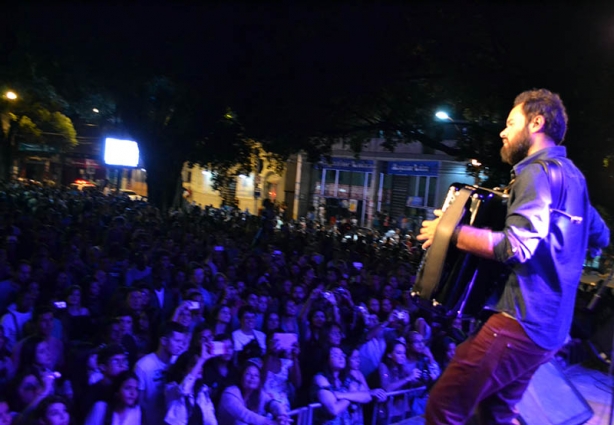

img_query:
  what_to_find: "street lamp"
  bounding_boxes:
[435,111,452,121]
[92,108,99,113]
[5,91,17,100]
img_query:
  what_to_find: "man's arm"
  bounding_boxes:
[417,213,502,260]
[454,226,499,260]
[419,164,551,264]
[587,205,610,252]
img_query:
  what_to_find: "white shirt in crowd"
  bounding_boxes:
[359,335,386,378]
[0,304,32,351]
[154,287,165,308]
[85,402,142,425]
[164,380,217,425]
[134,352,173,425]
[231,329,267,354]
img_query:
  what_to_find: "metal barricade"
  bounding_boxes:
[288,402,321,425]
[370,386,427,425]
[287,387,425,425]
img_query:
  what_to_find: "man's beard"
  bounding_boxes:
[501,126,531,165]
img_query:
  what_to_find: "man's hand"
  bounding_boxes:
[416,209,443,250]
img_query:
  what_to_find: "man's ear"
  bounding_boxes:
[529,114,546,134]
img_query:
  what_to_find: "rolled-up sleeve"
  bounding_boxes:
[493,164,551,265]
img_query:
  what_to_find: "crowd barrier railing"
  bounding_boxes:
[370,386,427,425]
[287,387,426,425]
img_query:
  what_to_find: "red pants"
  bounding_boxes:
[425,313,555,425]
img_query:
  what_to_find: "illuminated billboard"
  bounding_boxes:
[104,137,140,167]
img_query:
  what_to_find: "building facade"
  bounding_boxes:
[290,138,481,227]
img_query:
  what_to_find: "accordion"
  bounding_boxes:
[413,183,511,319]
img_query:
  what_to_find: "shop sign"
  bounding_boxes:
[18,143,59,154]
[387,161,439,176]
[319,157,375,172]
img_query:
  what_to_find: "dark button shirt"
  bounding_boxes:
[492,146,609,350]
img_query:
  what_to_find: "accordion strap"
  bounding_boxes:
[417,187,472,299]
[534,159,564,210]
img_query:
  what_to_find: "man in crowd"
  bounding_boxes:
[12,305,64,372]
[134,321,187,425]
[232,306,266,355]
[81,343,129,419]
[0,261,31,314]
[0,289,36,351]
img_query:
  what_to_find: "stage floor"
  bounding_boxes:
[565,363,612,425]
[396,362,612,425]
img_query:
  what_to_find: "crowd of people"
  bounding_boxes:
[0,180,471,425]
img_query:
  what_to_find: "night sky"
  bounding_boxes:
[3,3,614,209]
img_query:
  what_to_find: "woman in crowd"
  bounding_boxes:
[278,299,300,335]
[262,312,280,335]
[17,337,55,386]
[379,298,394,322]
[132,311,153,358]
[377,338,420,421]
[312,345,372,425]
[212,273,229,304]
[11,370,61,424]
[210,305,232,336]
[346,348,386,425]
[407,331,441,386]
[164,346,217,425]
[302,309,326,344]
[217,360,289,425]
[432,335,456,373]
[18,336,72,402]
[405,331,440,387]
[413,317,432,347]
[9,371,43,414]
[61,285,92,342]
[299,320,343,395]
[378,339,420,393]
[262,331,301,410]
[84,371,142,425]
[403,331,440,416]
[83,278,105,325]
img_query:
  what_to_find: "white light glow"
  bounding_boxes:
[435,111,451,120]
[104,138,140,167]
[5,91,17,100]
[92,108,100,113]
